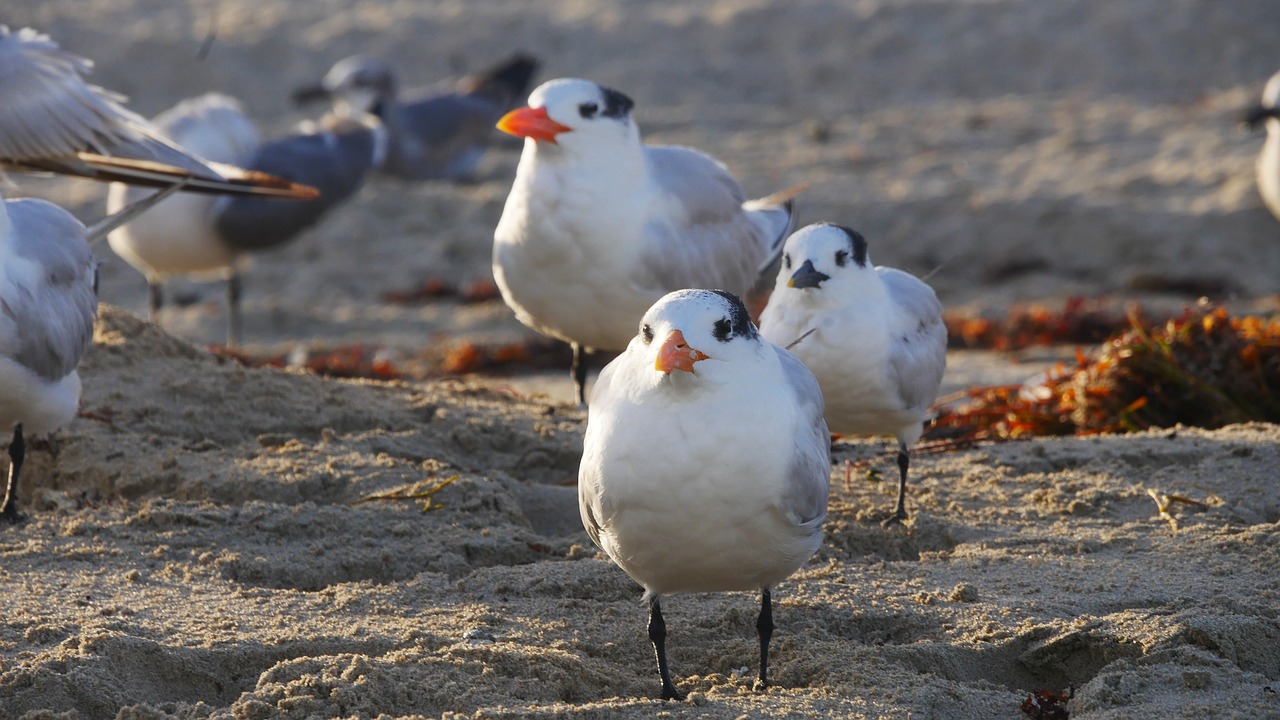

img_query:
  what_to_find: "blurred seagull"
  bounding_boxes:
[107,93,387,345]
[579,289,829,700]
[494,77,799,404]
[759,223,947,525]
[293,52,538,181]
[1,184,183,523]
[1244,68,1280,224]
[0,25,316,198]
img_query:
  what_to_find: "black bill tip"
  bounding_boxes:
[1242,104,1280,130]
[291,84,331,107]
[788,259,830,289]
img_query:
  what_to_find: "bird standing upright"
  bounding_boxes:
[106,93,387,345]
[493,78,797,404]
[0,185,180,523]
[579,289,830,700]
[759,223,947,525]
[0,199,95,523]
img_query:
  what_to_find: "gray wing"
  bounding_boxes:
[213,123,382,251]
[400,94,504,144]
[0,25,148,160]
[399,51,539,135]
[447,52,539,109]
[390,94,501,179]
[0,26,213,173]
[635,145,792,297]
[774,345,831,529]
[389,54,538,180]
[0,29,315,198]
[577,358,625,550]
[879,267,948,411]
[151,93,260,167]
[3,199,96,382]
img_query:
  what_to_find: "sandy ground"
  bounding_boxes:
[3,0,1280,717]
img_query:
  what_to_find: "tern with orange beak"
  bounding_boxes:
[759,223,947,525]
[493,78,799,404]
[579,289,830,700]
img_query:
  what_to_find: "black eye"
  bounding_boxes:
[783,253,791,270]
[713,318,732,342]
[578,102,599,118]
[835,249,849,267]
[641,323,654,344]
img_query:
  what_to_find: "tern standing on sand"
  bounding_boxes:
[759,223,947,525]
[0,200,94,524]
[107,93,387,346]
[579,289,830,700]
[0,187,181,523]
[493,78,797,404]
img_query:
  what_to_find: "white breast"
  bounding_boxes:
[493,146,656,350]
[581,357,819,596]
[106,184,237,280]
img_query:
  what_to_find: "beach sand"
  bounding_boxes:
[2,1,1280,717]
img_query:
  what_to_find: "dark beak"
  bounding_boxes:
[1242,104,1280,130]
[291,84,331,107]
[788,259,829,289]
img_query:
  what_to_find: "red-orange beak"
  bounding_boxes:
[496,106,572,143]
[655,330,709,374]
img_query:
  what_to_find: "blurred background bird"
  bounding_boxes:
[1243,68,1280,227]
[293,52,538,182]
[106,93,388,346]
[759,223,947,525]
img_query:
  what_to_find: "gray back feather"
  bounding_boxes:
[635,145,781,296]
[379,54,536,180]
[3,199,96,381]
[879,267,947,411]
[774,345,831,528]
[213,125,380,251]
[0,25,218,177]
[0,26,147,161]
[578,357,623,550]
[400,94,504,144]
[387,95,497,179]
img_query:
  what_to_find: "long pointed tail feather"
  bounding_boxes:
[7,154,319,199]
[460,53,540,105]
[744,182,809,320]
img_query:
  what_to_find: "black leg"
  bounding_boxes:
[148,281,163,322]
[571,342,588,406]
[649,596,683,701]
[756,586,774,691]
[227,271,242,348]
[882,445,910,526]
[2,424,26,524]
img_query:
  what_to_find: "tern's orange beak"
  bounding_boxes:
[496,106,572,143]
[655,330,709,374]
